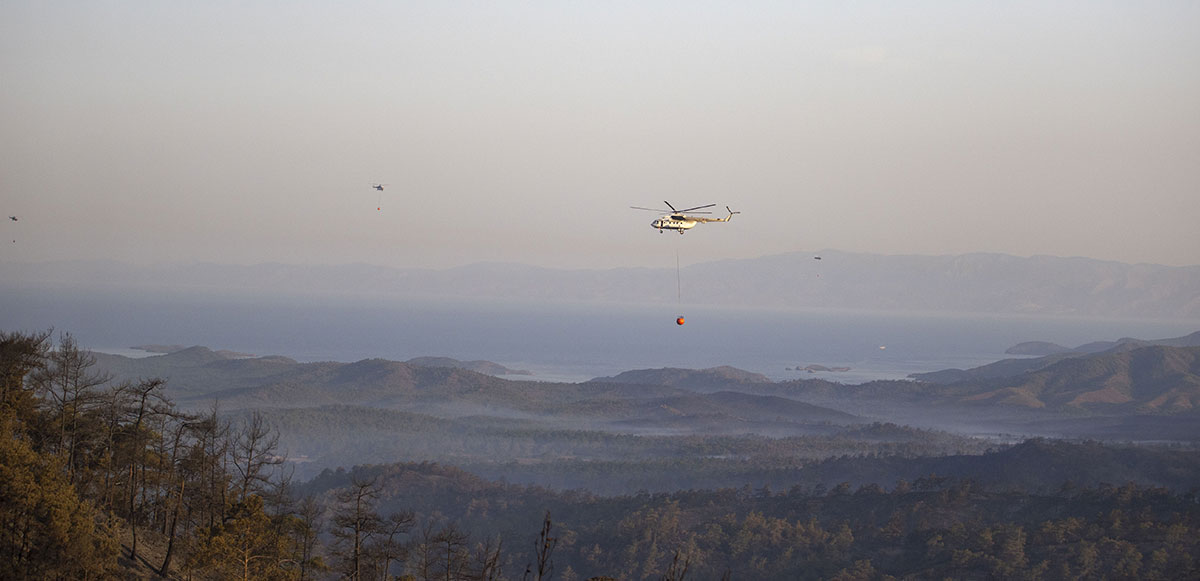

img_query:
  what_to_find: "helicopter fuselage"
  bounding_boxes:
[652,216,697,233]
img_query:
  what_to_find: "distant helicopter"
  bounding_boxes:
[632,201,739,234]
[369,184,390,210]
[7,216,16,222]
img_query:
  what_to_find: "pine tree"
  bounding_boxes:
[188,494,293,580]
[0,415,118,579]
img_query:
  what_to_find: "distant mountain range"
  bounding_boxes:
[91,338,1200,439]
[90,347,860,433]
[83,338,1200,482]
[1005,330,1200,356]
[6,250,1200,317]
[587,342,1200,417]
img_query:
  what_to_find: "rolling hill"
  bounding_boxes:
[907,342,1200,413]
[959,345,1200,412]
[92,341,1200,433]
[588,366,773,391]
[90,348,859,432]
[914,330,1200,384]
[1005,330,1200,356]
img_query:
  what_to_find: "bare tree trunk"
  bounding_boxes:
[233,410,282,501]
[534,511,556,581]
[662,550,691,581]
[126,378,166,562]
[129,450,138,561]
[332,476,382,581]
[160,477,186,576]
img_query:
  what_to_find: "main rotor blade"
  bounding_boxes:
[678,203,716,213]
[631,206,669,212]
[663,201,678,212]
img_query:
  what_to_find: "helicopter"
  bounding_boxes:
[631,201,739,234]
[371,183,387,191]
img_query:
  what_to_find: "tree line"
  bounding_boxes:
[303,460,1200,580]
[0,330,564,580]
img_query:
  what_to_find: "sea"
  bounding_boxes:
[3,285,1198,384]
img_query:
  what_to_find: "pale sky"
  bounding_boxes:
[2,1,1198,269]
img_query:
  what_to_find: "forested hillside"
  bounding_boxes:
[2,331,325,579]
[302,458,1200,580]
[907,345,1200,412]
[5,329,1200,580]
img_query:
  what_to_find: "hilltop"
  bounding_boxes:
[909,331,1200,414]
[916,330,1200,383]
[957,345,1200,412]
[589,365,772,391]
[1005,330,1200,356]
[802,345,1200,417]
[405,356,531,375]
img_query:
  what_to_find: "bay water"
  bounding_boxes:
[4,285,1197,384]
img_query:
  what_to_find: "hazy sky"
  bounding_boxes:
[3,1,1198,269]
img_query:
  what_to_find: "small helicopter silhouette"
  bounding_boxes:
[369,184,391,210]
[8,216,16,222]
[631,201,739,234]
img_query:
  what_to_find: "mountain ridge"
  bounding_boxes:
[915,330,1200,384]
[88,340,1200,446]
[1006,330,1200,356]
[6,250,1199,318]
[589,366,773,391]
[961,345,1200,412]
[90,349,861,432]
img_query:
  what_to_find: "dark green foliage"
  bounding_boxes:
[0,415,119,580]
[295,458,1200,580]
[0,331,118,579]
[187,495,294,580]
[0,331,319,580]
[250,402,990,486]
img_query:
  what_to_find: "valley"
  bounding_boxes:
[8,327,1200,579]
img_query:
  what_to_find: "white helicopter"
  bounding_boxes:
[632,201,740,234]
